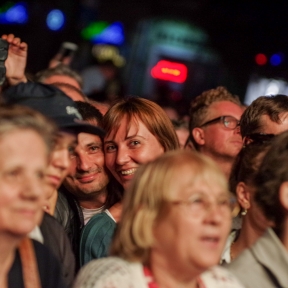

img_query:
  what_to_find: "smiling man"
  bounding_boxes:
[55,101,109,270]
[189,86,244,179]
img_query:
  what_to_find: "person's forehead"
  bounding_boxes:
[207,101,243,119]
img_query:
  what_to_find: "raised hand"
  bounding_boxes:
[1,33,28,85]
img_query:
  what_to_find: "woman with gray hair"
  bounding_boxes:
[0,104,65,288]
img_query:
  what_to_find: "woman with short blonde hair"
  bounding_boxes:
[75,150,243,288]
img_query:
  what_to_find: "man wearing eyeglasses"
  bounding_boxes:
[241,95,288,146]
[188,86,244,179]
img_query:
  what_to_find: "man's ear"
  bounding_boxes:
[279,181,288,211]
[192,128,205,146]
[236,182,251,210]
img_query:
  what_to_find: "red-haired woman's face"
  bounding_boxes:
[104,116,164,190]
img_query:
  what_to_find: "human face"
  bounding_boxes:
[63,132,109,200]
[0,130,48,237]
[152,167,231,275]
[200,101,243,159]
[45,131,77,195]
[259,112,288,134]
[104,116,165,190]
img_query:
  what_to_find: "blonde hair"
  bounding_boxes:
[103,97,179,151]
[110,150,228,263]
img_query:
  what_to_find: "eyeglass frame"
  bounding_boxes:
[166,192,236,216]
[199,115,240,130]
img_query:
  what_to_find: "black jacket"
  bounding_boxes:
[8,240,66,288]
[40,212,76,288]
[54,186,84,271]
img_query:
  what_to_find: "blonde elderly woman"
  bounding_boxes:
[74,150,244,288]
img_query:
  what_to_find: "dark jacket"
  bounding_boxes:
[54,186,84,271]
[8,240,66,288]
[40,212,76,288]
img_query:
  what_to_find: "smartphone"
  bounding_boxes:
[57,42,78,62]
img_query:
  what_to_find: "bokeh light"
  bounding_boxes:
[255,53,267,65]
[46,9,65,31]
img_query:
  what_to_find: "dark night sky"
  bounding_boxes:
[1,0,288,96]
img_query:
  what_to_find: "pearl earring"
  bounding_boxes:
[241,208,247,216]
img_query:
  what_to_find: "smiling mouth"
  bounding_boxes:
[76,174,98,182]
[120,168,137,176]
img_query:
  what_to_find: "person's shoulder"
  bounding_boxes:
[31,240,67,288]
[74,257,141,288]
[199,266,244,288]
[42,211,63,228]
[85,211,115,228]
[40,212,71,246]
[225,246,255,274]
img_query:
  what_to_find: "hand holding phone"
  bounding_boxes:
[49,42,78,68]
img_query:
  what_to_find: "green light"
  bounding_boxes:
[0,1,14,13]
[81,21,109,40]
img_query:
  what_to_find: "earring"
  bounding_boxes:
[241,208,247,216]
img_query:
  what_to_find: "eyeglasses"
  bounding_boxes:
[243,133,275,147]
[168,192,235,216]
[200,116,240,130]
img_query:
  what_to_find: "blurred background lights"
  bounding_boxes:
[46,9,65,31]
[82,21,124,45]
[151,60,188,83]
[92,44,126,67]
[92,22,124,45]
[265,80,280,94]
[270,53,282,66]
[0,2,28,24]
[255,53,267,65]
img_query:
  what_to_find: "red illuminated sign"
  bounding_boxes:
[151,60,187,83]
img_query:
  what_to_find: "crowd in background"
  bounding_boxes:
[1,33,288,288]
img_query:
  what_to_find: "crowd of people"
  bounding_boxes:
[1,33,288,288]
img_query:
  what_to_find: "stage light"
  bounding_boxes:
[270,53,282,66]
[0,2,28,24]
[151,60,187,83]
[46,9,65,31]
[255,53,267,66]
[81,21,125,45]
[92,22,124,45]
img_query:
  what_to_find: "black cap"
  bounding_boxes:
[2,82,105,137]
